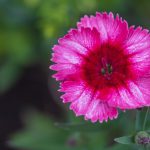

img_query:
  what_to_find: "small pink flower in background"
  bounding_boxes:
[50,12,150,123]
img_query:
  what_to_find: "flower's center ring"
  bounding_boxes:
[81,44,132,90]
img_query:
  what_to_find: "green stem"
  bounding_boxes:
[138,146,146,150]
[135,110,141,131]
[142,107,149,131]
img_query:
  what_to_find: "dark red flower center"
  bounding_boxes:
[100,57,113,80]
[81,44,133,100]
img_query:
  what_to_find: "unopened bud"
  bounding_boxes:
[135,131,150,146]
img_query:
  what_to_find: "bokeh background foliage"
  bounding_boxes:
[0,0,150,150]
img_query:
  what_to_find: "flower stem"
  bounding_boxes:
[138,146,146,150]
[142,107,149,131]
[135,109,141,131]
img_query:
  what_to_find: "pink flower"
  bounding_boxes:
[50,12,150,123]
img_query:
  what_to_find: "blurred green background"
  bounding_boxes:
[0,0,150,150]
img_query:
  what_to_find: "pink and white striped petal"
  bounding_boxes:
[67,27,101,51]
[77,12,128,44]
[137,75,150,106]
[61,81,118,123]
[69,88,93,116]
[51,46,83,65]
[108,81,146,109]
[85,100,118,123]
[50,63,80,81]
[124,26,150,77]
[60,81,86,103]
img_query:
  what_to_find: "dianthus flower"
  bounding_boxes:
[50,12,150,123]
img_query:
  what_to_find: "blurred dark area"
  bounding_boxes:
[0,64,64,150]
[0,0,150,150]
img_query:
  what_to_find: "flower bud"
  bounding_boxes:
[135,131,150,146]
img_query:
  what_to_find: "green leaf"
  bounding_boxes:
[114,135,135,145]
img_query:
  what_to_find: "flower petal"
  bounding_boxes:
[62,82,118,123]
[137,75,150,106]
[69,88,93,116]
[67,27,101,51]
[85,100,118,123]
[108,81,146,109]
[51,27,101,81]
[50,63,80,81]
[50,63,78,71]
[60,81,85,103]
[52,69,79,81]
[51,46,83,65]
[77,12,128,44]
[124,26,150,76]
